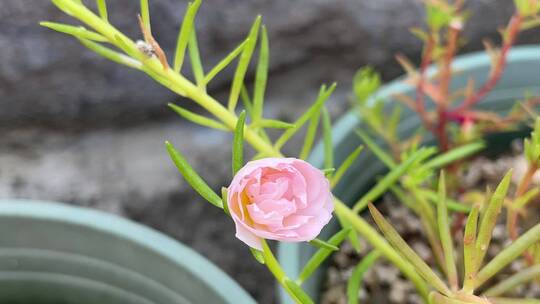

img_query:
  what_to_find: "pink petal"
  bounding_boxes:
[234,221,263,250]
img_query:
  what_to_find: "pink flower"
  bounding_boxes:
[227,157,334,250]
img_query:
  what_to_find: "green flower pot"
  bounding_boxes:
[278,45,540,303]
[0,199,255,304]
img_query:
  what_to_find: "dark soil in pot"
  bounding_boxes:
[321,141,540,304]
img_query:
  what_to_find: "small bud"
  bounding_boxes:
[353,67,381,105]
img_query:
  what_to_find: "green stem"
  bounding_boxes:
[261,240,301,303]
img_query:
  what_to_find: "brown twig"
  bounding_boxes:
[137,15,170,70]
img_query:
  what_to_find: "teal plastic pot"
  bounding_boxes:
[0,200,255,304]
[278,45,540,303]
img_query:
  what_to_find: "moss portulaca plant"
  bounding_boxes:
[44,0,540,303]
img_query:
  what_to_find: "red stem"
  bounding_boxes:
[435,24,460,152]
[450,14,523,115]
[416,36,436,132]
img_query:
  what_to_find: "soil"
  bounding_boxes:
[321,143,540,303]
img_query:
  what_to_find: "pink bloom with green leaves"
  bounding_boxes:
[227,158,333,250]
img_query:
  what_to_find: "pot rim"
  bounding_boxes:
[0,199,256,304]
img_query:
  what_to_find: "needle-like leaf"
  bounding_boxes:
[78,38,142,69]
[422,142,485,170]
[41,22,107,42]
[275,83,336,149]
[347,250,381,304]
[228,16,261,112]
[308,238,339,251]
[253,25,269,123]
[299,109,321,160]
[331,146,364,188]
[168,103,228,131]
[188,30,205,87]
[368,203,452,296]
[353,147,436,212]
[140,0,150,31]
[283,278,314,304]
[173,0,202,73]
[297,228,351,284]
[250,248,265,264]
[419,189,472,213]
[240,85,254,116]
[514,187,540,210]
[322,107,334,172]
[96,0,108,21]
[232,111,247,175]
[336,211,362,253]
[165,141,223,209]
[437,172,458,290]
[463,205,480,293]
[356,128,396,169]
[484,264,540,297]
[476,221,540,288]
[252,119,294,129]
[221,187,230,216]
[203,39,248,85]
[475,170,512,270]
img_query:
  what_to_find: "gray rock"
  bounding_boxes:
[1,0,537,128]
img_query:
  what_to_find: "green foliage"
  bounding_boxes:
[165,141,223,209]
[40,22,107,42]
[308,238,339,251]
[299,109,322,160]
[462,205,479,292]
[298,228,350,284]
[283,278,315,304]
[275,83,336,149]
[322,107,334,171]
[174,0,202,73]
[331,146,363,188]
[140,0,151,30]
[347,250,380,304]
[368,203,452,296]
[524,118,540,166]
[353,67,381,104]
[221,187,230,216]
[475,170,513,270]
[188,31,205,87]
[253,26,269,124]
[250,248,265,264]
[228,16,261,112]
[425,2,453,30]
[96,0,108,21]
[168,103,228,131]
[437,172,458,289]
[203,39,248,85]
[515,0,540,16]
[353,147,436,212]
[232,111,247,175]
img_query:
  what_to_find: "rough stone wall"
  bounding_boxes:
[1,0,539,302]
